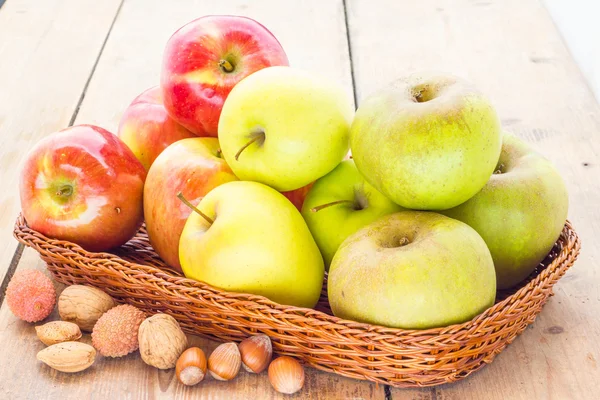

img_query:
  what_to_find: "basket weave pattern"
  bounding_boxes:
[13,214,580,387]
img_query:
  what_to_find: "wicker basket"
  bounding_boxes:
[13,214,580,388]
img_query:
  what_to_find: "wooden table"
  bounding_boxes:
[0,0,598,398]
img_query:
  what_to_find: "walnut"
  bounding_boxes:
[138,314,187,369]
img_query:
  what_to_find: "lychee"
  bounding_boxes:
[92,304,146,357]
[6,269,56,322]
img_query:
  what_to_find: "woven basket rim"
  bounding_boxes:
[13,213,580,337]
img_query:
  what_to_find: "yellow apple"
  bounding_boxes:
[350,72,502,210]
[328,211,496,329]
[218,66,353,191]
[179,181,324,308]
[443,133,569,289]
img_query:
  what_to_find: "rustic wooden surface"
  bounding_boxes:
[0,0,122,306]
[0,0,598,399]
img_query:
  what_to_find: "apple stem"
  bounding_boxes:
[216,148,223,158]
[218,59,234,73]
[55,185,73,197]
[494,163,505,174]
[177,192,214,225]
[235,134,263,161]
[398,237,410,246]
[311,199,355,212]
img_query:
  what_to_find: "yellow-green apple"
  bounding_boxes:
[328,211,496,329]
[281,152,353,211]
[350,72,502,210]
[19,125,146,252]
[301,160,403,269]
[442,133,569,289]
[179,181,324,308]
[118,86,195,171]
[161,15,289,137]
[219,66,353,191]
[144,137,237,271]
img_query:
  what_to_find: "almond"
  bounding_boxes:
[37,341,96,373]
[35,321,82,346]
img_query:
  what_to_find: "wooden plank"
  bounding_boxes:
[0,249,384,400]
[346,0,600,399]
[74,0,355,130]
[0,0,390,399]
[0,0,122,283]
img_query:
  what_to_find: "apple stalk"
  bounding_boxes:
[218,59,234,73]
[177,192,213,225]
[310,199,355,213]
[235,132,265,161]
[55,185,73,198]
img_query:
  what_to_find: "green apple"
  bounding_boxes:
[328,211,496,329]
[179,180,324,308]
[219,66,354,192]
[350,72,502,210]
[442,133,569,289]
[301,160,403,269]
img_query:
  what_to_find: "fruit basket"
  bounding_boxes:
[13,213,580,388]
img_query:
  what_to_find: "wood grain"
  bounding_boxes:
[74,0,355,130]
[4,0,599,398]
[0,0,122,286]
[346,0,600,398]
[0,248,389,400]
[0,0,387,399]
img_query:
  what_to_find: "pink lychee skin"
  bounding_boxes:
[6,269,56,323]
[92,304,146,357]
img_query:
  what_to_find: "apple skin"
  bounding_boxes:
[117,86,195,171]
[179,181,324,308]
[219,66,354,191]
[144,137,238,271]
[442,133,569,289]
[281,182,314,211]
[328,211,496,329]
[350,72,502,210]
[19,125,146,252]
[161,15,289,137]
[302,160,403,269]
[281,152,353,211]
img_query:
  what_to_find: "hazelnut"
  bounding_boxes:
[268,356,305,395]
[176,347,207,386]
[238,334,272,373]
[208,342,241,381]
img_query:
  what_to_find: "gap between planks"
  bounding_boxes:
[342,0,358,108]
[343,0,395,397]
[0,0,125,309]
[2,2,390,397]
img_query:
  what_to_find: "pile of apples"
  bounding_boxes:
[19,15,568,330]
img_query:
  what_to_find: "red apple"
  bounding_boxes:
[282,182,314,211]
[118,86,195,171]
[144,137,238,271]
[161,15,289,137]
[20,125,146,252]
